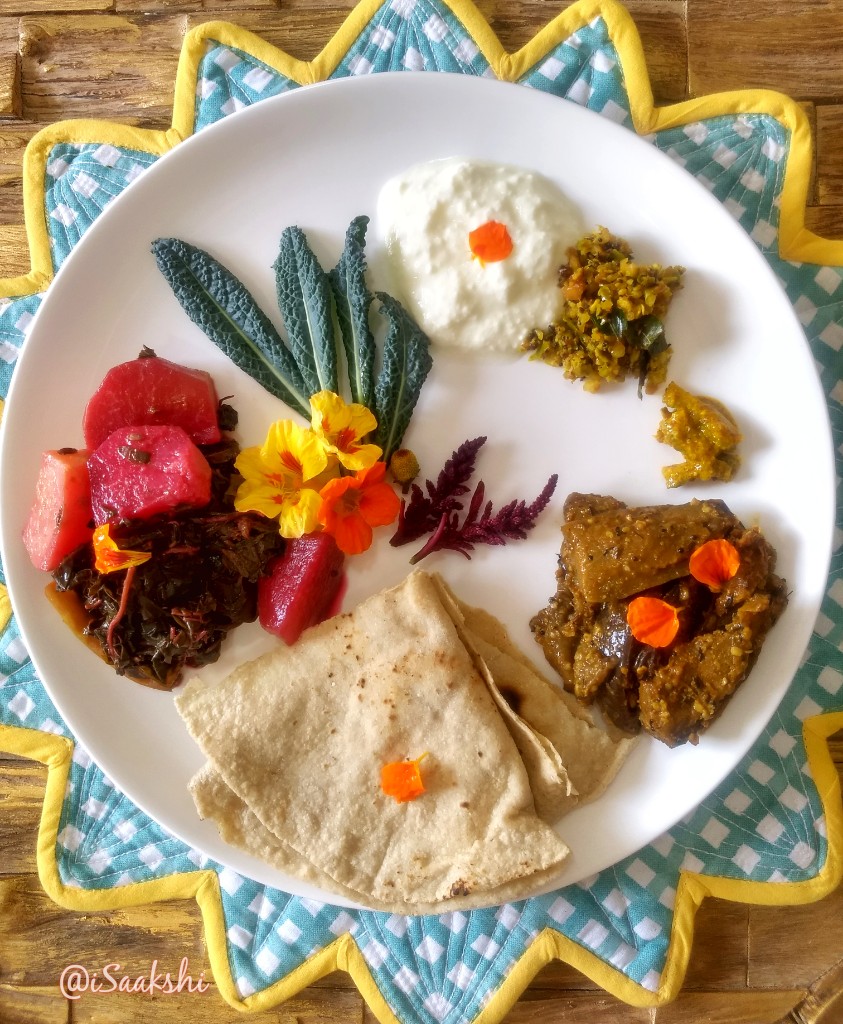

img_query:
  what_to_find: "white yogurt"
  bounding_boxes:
[378,158,582,352]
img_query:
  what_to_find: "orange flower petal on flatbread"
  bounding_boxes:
[381,754,428,803]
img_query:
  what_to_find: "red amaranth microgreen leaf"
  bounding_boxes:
[408,473,559,564]
[390,435,487,546]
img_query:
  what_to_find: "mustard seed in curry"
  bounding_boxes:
[657,381,742,487]
[522,227,684,395]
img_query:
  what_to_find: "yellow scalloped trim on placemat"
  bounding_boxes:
[0,709,839,1015]
[1,0,841,1016]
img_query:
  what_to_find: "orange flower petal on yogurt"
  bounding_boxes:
[469,221,513,265]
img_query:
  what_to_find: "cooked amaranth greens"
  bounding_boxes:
[530,493,787,747]
[656,381,742,487]
[522,228,684,395]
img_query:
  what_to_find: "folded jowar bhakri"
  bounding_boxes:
[175,571,632,912]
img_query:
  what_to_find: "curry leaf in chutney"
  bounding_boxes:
[329,215,376,409]
[274,226,338,397]
[373,292,433,464]
[152,238,311,418]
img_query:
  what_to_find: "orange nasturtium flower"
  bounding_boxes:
[318,461,400,555]
[381,754,428,803]
[234,419,329,538]
[468,220,513,265]
[309,390,382,472]
[92,524,151,574]
[627,595,679,648]
[689,539,741,591]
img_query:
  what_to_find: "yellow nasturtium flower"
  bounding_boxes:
[234,419,329,538]
[309,390,382,471]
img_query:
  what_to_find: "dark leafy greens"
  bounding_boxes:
[329,215,376,410]
[374,293,434,463]
[153,217,432,459]
[52,437,284,690]
[274,226,338,396]
[152,238,310,417]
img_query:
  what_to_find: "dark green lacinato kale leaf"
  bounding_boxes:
[274,226,338,398]
[329,215,376,409]
[152,238,310,418]
[373,292,433,463]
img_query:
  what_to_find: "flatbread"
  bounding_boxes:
[176,571,570,909]
[190,763,573,913]
[449,594,635,814]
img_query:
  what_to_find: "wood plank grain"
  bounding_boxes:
[747,880,843,989]
[0,985,68,1024]
[451,993,653,1023]
[116,0,304,10]
[0,759,47,876]
[622,0,687,104]
[0,18,22,117]
[69,987,365,1022]
[0,1,112,12]
[372,990,807,1023]
[677,898,749,990]
[687,0,843,100]
[183,8,358,62]
[0,123,31,227]
[805,206,843,240]
[653,990,805,1023]
[0,875,206,987]
[815,104,843,206]
[0,223,32,275]
[19,14,182,125]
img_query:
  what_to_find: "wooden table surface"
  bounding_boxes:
[1,1,842,1022]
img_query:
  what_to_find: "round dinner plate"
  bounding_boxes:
[0,73,834,907]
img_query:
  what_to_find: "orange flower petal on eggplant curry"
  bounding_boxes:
[627,595,679,648]
[468,220,513,265]
[317,461,400,555]
[92,524,152,574]
[689,538,740,591]
[381,754,428,803]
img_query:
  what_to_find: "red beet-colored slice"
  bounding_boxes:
[83,350,221,450]
[87,424,212,524]
[22,448,93,571]
[258,533,346,644]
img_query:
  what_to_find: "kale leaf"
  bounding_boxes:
[152,237,310,417]
[373,292,433,463]
[274,226,338,397]
[329,215,376,409]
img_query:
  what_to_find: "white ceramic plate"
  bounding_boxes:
[0,73,834,906]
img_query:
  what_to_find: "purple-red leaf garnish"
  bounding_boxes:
[390,435,487,546]
[393,435,558,563]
